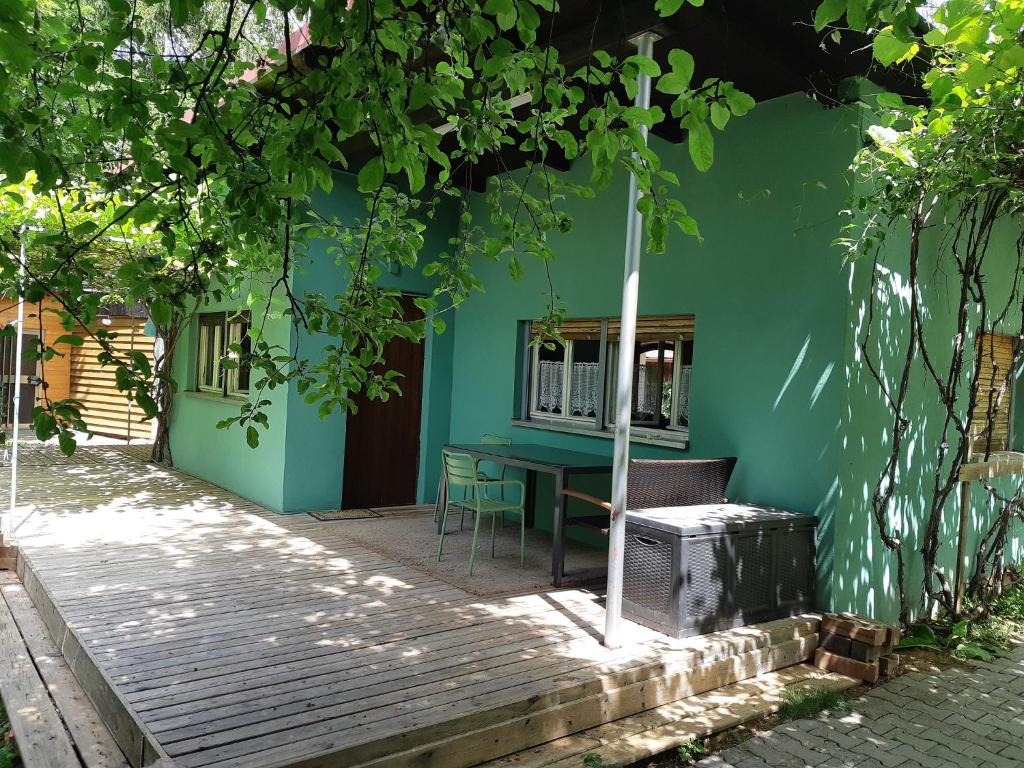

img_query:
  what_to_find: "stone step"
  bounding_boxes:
[353,617,822,768]
[477,663,859,768]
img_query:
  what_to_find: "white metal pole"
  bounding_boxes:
[605,31,658,649]
[6,230,26,533]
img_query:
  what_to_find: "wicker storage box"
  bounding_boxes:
[622,504,816,638]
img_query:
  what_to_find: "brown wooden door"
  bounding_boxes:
[342,295,425,508]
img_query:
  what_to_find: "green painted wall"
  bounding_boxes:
[170,172,458,513]
[169,288,293,511]
[166,91,1022,623]
[282,174,459,511]
[835,215,1024,622]
[450,93,862,607]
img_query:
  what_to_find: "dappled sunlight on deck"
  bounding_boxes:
[2,446,819,768]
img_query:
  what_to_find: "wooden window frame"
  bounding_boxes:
[528,339,602,425]
[522,315,693,446]
[225,313,251,397]
[196,312,225,394]
[604,338,690,432]
[196,311,251,398]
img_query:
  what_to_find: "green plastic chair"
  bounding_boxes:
[433,434,512,527]
[479,433,511,523]
[478,433,511,485]
[437,449,526,575]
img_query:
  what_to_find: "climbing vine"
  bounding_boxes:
[819,0,1024,620]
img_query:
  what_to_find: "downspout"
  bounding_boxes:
[605,31,659,649]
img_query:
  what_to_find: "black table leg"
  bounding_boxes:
[552,469,565,587]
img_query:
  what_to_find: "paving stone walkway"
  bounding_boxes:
[695,643,1024,768]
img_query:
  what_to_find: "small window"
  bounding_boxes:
[524,315,693,444]
[225,314,251,396]
[197,313,224,393]
[196,311,251,398]
[970,331,1017,456]
[606,338,692,431]
[529,338,602,422]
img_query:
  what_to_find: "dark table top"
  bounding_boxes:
[444,443,613,471]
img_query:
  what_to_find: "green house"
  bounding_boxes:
[167,10,1024,625]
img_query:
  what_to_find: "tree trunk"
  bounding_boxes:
[150,316,182,466]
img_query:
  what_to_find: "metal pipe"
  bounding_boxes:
[605,31,658,649]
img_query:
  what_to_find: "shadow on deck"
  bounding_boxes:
[2,447,820,768]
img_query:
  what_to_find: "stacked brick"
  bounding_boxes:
[814,612,901,684]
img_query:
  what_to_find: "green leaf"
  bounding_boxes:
[657,73,690,95]
[897,624,938,649]
[149,300,172,326]
[246,425,260,449]
[408,81,432,110]
[654,0,685,15]
[846,0,867,30]
[53,334,84,347]
[357,157,385,192]
[725,89,755,116]
[875,92,905,109]
[686,118,714,172]
[954,642,993,661]
[57,429,77,457]
[710,102,730,130]
[668,49,695,86]
[949,619,970,639]
[135,390,158,418]
[873,26,918,66]
[403,156,425,194]
[814,0,846,32]
[624,55,660,78]
[676,214,700,237]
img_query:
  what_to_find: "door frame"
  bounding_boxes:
[340,292,428,509]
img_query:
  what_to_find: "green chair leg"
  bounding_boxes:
[469,505,483,575]
[433,473,444,523]
[437,503,449,561]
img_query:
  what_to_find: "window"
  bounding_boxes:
[225,314,251,396]
[197,313,224,393]
[530,337,601,421]
[522,315,694,445]
[606,337,694,431]
[969,331,1017,456]
[196,311,251,398]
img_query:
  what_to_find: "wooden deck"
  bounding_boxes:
[2,446,820,768]
[0,571,130,768]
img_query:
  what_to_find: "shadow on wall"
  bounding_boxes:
[834,225,1024,623]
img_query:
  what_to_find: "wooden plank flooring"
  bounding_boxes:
[1,446,818,768]
[0,573,130,768]
[0,572,85,767]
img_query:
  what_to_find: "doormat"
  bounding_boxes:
[309,508,382,521]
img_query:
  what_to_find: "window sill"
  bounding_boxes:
[182,390,248,405]
[511,418,689,450]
